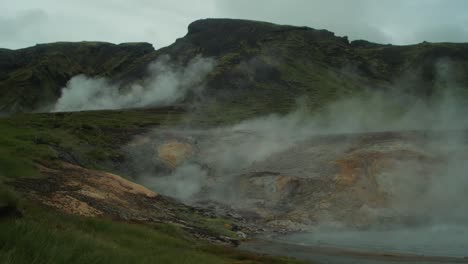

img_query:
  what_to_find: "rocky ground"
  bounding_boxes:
[9,163,245,245]
[124,128,468,233]
[8,123,468,262]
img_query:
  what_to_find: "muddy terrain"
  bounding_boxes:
[124,127,468,262]
[127,129,467,226]
[8,113,468,262]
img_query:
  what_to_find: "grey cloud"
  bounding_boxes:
[0,9,48,47]
[414,24,468,43]
[215,0,468,44]
[215,0,391,43]
[0,0,216,49]
[1,1,468,49]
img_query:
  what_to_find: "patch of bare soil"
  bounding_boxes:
[11,163,240,245]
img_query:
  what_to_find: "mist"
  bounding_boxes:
[128,89,468,200]
[52,55,216,112]
[123,58,468,257]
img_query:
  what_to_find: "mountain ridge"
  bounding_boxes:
[1,18,468,115]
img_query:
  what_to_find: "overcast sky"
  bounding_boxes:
[1,0,468,49]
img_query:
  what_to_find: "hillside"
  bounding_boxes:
[2,19,468,116]
[0,42,156,112]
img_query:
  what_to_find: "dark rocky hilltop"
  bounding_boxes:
[1,18,468,114]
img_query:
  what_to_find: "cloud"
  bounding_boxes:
[2,0,467,49]
[215,0,468,44]
[413,24,468,43]
[52,55,216,112]
[214,0,390,43]
[0,9,48,48]
[0,0,217,49]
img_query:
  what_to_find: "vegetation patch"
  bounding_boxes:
[0,203,303,264]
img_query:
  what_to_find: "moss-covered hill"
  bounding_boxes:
[2,18,468,116]
[0,42,157,112]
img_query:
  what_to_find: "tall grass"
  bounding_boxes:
[0,205,223,264]
[0,204,302,264]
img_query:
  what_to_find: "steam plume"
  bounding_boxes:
[53,55,215,112]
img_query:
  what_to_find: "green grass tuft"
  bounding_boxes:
[0,204,303,264]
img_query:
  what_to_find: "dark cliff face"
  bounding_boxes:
[1,18,468,114]
[165,18,347,57]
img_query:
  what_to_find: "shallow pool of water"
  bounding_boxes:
[277,225,468,258]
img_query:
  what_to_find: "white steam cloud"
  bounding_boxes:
[139,163,208,201]
[129,90,468,202]
[125,58,468,257]
[53,55,216,112]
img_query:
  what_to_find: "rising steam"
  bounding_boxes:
[52,55,216,112]
[124,58,468,257]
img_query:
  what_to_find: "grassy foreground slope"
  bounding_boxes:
[0,109,303,264]
[0,203,300,264]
